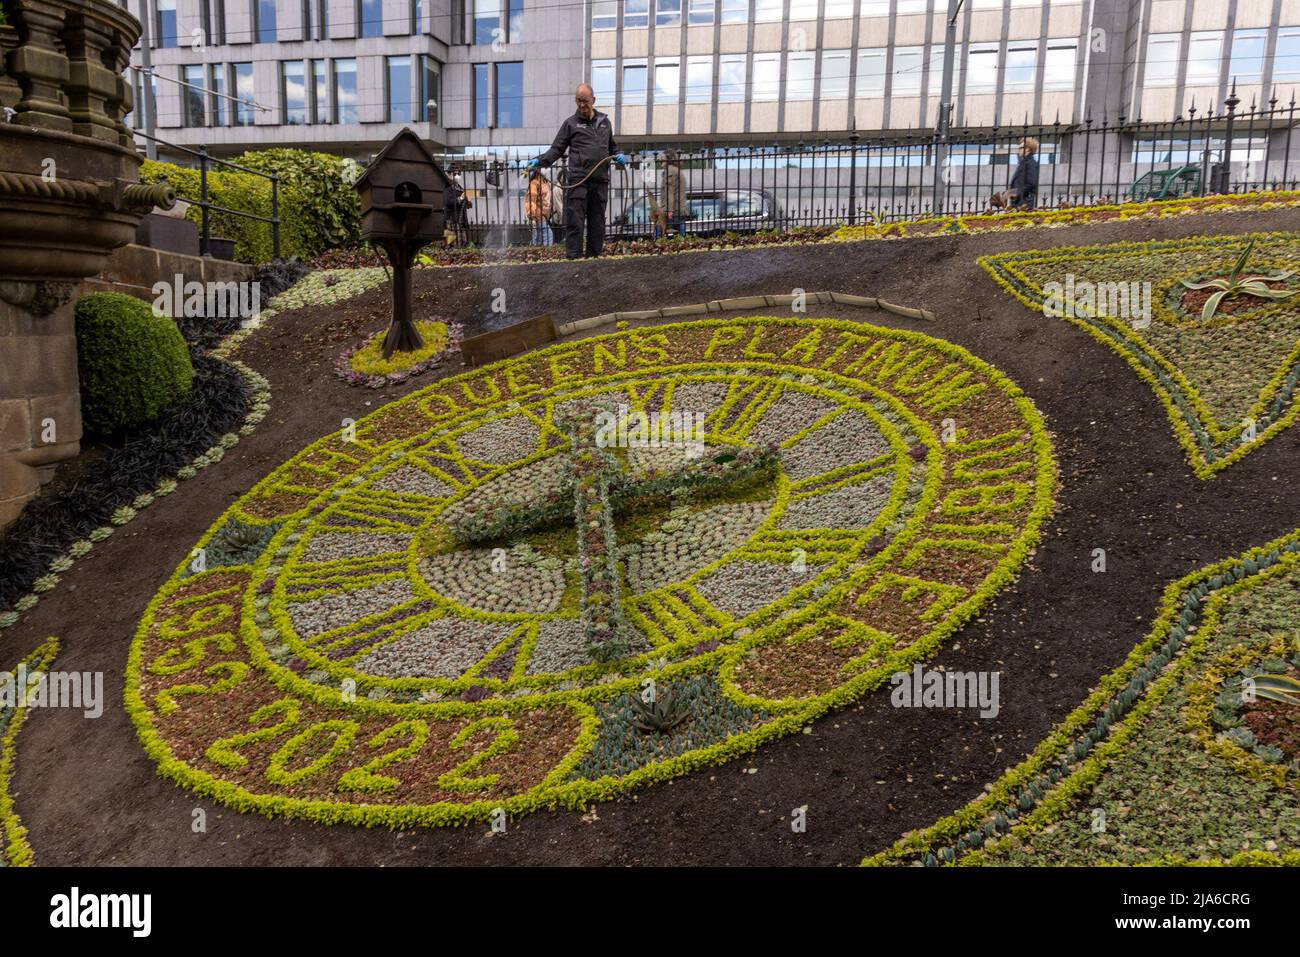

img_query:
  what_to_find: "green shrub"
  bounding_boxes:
[140,159,276,263]
[138,150,360,264]
[74,292,195,436]
[232,148,361,258]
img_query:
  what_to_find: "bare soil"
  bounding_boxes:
[7,208,1300,866]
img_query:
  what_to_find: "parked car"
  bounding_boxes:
[608,189,785,239]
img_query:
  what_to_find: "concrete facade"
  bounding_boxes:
[125,0,1300,155]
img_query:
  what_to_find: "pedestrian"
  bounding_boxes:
[527,83,627,259]
[661,149,687,239]
[443,171,472,246]
[526,169,553,246]
[548,176,567,247]
[988,137,1040,212]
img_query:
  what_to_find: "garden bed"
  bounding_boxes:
[4,203,1300,865]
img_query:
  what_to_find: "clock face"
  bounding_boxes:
[129,317,1055,827]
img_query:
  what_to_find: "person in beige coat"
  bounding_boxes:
[526,169,554,246]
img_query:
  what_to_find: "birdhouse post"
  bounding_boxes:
[354,129,449,358]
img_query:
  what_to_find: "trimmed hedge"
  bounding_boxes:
[232,149,360,259]
[140,159,276,263]
[139,149,360,264]
[74,292,195,436]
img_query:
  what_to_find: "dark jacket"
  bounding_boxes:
[444,180,470,225]
[538,109,619,186]
[1009,154,1039,209]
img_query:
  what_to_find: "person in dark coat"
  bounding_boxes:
[988,137,1040,211]
[443,171,472,246]
[527,83,627,259]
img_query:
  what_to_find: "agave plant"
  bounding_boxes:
[1180,238,1297,321]
[1250,673,1300,707]
[630,686,692,733]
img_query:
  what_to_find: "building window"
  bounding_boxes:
[655,0,680,26]
[1145,33,1179,87]
[282,60,306,124]
[592,0,617,29]
[857,49,886,96]
[309,0,328,39]
[927,45,963,96]
[718,53,745,102]
[754,0,780,21]
[387,55,413,123]
[157,0,178,47]
[1229,29,1267,85]
[210,63,228,126]
[623,59,648,104]
[686,55,711,102]
[420,55,441,123]
[201,0,225,46]
[256,0,276,42]
[475,0,501,43]
[1277,28,1300,83]
[1186,31,1222,85]
[965,43,998,94]
[896,0,927,11]
[654,58,680,103]
[786,51,815,100]
[820,49,850,98]
[624,0,648,28]
[825,0,852,17]
[1004,42,1037,91]
[412,0,422,33]
[719,0,745,22]
[182,64,206,127]
[496,61,523,127]
[473,62,489,127]
[360,0,383,37]
[234,62,254,126]
[312,59,328,124]
[334,59,358,123]
[591,59,616,103]
[789,0,816,19]
[861,0,887,13]
[508,0,523,40]
[1044,40,1075,91]
[687,0,713,25]
[893,46,923,95]
[752,52,780,101]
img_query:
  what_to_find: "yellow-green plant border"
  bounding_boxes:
[864,528,1300,867]
[980,231,1300,478]
[0,637,59,867]
[127,315,1057,828]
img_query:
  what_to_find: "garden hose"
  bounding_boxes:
[523,153,621,189]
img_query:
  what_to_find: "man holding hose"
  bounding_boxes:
[528,83,627,260]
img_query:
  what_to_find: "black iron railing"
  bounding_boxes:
[134,130,281,259]
[433,92,1299,245]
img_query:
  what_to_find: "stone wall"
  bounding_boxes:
[0,246,256,529]
[0,281,83,527]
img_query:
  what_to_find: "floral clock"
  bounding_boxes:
[128,316,1055,827]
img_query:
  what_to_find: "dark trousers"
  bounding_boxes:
[565,181,608,259]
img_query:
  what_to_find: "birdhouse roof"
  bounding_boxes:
[354,128,446,189]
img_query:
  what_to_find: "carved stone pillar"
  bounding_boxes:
[63,13,121,142]
[7,2,73,130]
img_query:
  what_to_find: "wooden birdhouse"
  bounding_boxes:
[353,129,450,358]
[355,128,448,243]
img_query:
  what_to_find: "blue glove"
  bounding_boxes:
[526,158,540,171]
[613,153,628,167]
